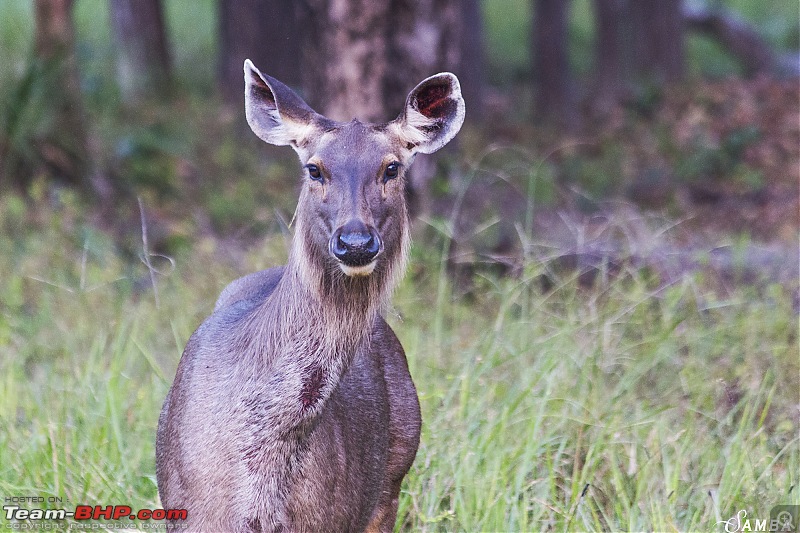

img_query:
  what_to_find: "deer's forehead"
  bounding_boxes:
[311,122,407,166]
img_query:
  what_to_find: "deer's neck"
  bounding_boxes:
[275,262,377,364]
[239,247,385,423]
[231,235,394,521]
[231,256,381,524]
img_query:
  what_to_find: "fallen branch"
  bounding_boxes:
[684,4,798,77]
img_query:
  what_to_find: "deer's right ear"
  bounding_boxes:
[244,59,321,147]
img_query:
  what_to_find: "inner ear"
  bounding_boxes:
[390,72,464,155]
[244,60,278,109]
[248,70,277,110]
[415,81,456,121]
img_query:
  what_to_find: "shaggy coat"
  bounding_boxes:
[156,60,465,532]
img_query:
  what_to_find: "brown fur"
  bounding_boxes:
[155,61,464,532]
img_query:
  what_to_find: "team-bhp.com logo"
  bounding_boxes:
[3,500,187,529]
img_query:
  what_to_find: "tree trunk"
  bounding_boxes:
[458,0,485,122]
[592,0,627,108]
[629,0,684,84]
[110,0,172,101]
[299,0,391,122]
[590,0,685,114]
[300,0,462,121]
[218,0,301,106]
[532,0,577,130]
[33,0,89,188]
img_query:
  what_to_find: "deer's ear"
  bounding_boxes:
[244,59,322,148]
[391,72,465,155]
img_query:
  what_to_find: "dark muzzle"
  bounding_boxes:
[330,220,382,267]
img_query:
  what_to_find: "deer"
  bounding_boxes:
[155,59,465,533]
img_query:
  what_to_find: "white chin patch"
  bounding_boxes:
[339,262,376,277]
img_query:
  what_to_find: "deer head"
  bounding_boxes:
[244,59,465,301]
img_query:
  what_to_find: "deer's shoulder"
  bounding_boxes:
[213,266,286,312]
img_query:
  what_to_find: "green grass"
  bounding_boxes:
[397,262,798,531]
[1,194,797,531]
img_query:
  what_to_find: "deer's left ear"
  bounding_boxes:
[391,72,465,155]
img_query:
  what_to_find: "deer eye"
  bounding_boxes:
[305,164,323,183]
[383,162,400,183]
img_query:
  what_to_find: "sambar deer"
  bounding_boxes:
[155,60,465,532]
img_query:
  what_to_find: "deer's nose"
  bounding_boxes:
[330,220,382,267]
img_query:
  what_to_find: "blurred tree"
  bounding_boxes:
[32,0,89,188]
[299,0,391,122]
[590,0,685,111]
[629,0,684,84]
[592,0,626,110]
[218,0,301,105]
[531,0,577,130]
[299,0,464,121]
[459,0,486,122]
[110,0,172,101]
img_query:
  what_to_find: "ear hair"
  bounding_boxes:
[390,73,465,154]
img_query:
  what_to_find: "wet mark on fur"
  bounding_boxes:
[300,366,325,410]
[246,517,262,532]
